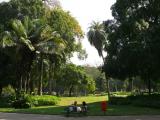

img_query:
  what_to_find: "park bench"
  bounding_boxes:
[63,106,88,117]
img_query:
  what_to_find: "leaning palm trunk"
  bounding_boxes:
[101,53,110,99]
[105,73,110,98]
[87,21,110,99]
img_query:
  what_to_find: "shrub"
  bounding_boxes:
[12,94,33,109]
[2,85,15,97]
[0,85,16,108]
[128,94,160,108]
[109,94,160,109]
[31,95,60,106]
[12,99,31,109]
[11,94,60,108]
[0,96,15,108]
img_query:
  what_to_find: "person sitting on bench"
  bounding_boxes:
[68,101,81,112]
[81,101,87,112]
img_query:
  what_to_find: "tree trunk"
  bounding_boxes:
[69,85,73,97]
[129,78,133,92]
[105,73,110,99]
[102,54,110,99]
[49,79,52,95]
[26,72,31,93]
[24,77,27,93]
[16,65,22,93]
[101,53,105,63]
[0,84,2,96]
[115,83,118,92]
[146,71,151,95]
[148,78,151,95]
[49,64,53,95]
[131,78,133,92]
[38,54,43,96]
[107,78,110,98]
[30,80,34,94]
[20,76,23,92]
[84,89,87,96]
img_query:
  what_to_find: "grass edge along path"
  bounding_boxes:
[0,95,160,116]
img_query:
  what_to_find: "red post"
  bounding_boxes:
[101,101,107,114]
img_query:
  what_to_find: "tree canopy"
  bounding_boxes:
[103,0,160,94]
[0,0,85,95]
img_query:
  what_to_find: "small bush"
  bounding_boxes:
[2,85,15,97]
[0,96,15,108]
[11,94,60,108]
[12,94,33,109]
[0,85,16,108]
[31,95,60,106]
[12,99,32,109]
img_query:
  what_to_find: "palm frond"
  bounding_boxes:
[0,31,15,48]
[23,16,29,34]
[36,36,66,54]
[11,19,27,38]
[87,21,107,57]
[87,30,95,45]
[20,37,35,51]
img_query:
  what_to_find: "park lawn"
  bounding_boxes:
[57,95,108,106]
[0,95,160,116]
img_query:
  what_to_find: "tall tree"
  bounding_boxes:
[104,0,160,94]
[49,8,84,58]
[0,16,65,93]
[87,21,110,97]
[0,0,84,95]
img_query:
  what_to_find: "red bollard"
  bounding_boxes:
[101,101,107,115]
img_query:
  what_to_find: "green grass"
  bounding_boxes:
[111,92,132,97]
[0,95,160,116]
[58,95,108,106]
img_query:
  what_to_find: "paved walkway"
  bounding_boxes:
[0,112,160,120]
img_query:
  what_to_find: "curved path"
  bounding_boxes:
[0,112,160,120]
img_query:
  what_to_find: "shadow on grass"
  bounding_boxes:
[2,101,160,116]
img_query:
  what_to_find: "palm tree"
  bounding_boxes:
[87,21,110,97]
[0,16,65,95]
[87,21,107,62]
[0,17,36,93]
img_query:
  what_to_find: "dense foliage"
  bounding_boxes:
[109,0,160,93]
[86,0,160,94]
[55,64,96,96]
[0,0,86,97]
[11,94,59,108]
[31,95,59,106]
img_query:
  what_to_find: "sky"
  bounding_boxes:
[60,0,116,66]
[0,0,116,66]
[0,0,9,2]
